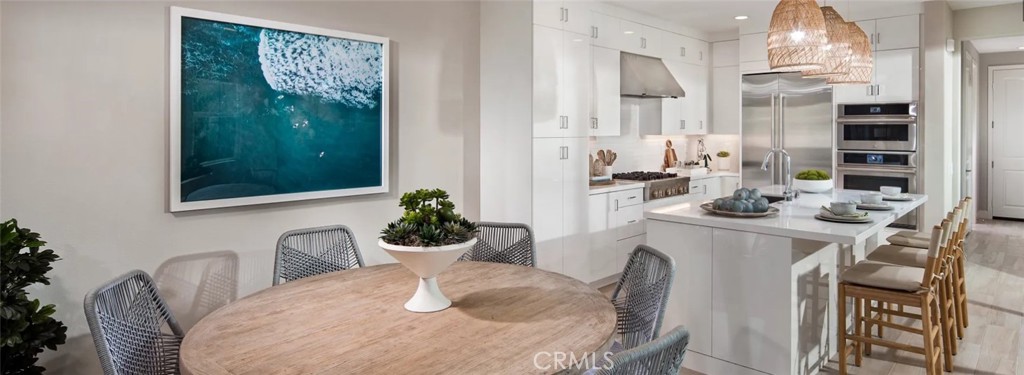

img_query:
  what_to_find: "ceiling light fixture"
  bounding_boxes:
[735,15,749,20]
[767,0,828,72]
[827,22,872,85]
[1018,46,1024,50]
[802,6,852,78]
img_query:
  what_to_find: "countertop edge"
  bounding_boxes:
[589,181,645,195]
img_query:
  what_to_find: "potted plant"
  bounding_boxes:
[793,169,834,193]
[716,151,731,171]
[379,189,478,312]
[1,219,67,374]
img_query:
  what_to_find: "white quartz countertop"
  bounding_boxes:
[645,187,927,245]
[687,171,740,180]
[589,181,645,195]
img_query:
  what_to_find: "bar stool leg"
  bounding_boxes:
[855,296,864,366]
[838,285,849,374]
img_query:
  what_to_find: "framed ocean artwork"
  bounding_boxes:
[170,7,389,212]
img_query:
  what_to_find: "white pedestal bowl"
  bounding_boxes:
[379,238,477,313]
[793,178,833,193]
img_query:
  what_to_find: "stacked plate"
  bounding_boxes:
[814,208,873,224]
[857,202,894,211]
[882,193,913,202]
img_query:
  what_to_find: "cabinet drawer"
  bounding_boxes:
[613,204,645,239]
[610,188,644,209]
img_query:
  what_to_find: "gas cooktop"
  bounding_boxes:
[612,171,679,181]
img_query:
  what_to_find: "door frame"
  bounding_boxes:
[986,64,1024,217]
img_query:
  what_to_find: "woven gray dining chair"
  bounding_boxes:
[458,222,536,267]
[594,326,690,375]
[273,224,364,285]
[84,270,184,375]
[610,244,677,351]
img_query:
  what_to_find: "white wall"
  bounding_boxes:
[953,2,1024,41]
[977,51,1024,214]
[0,1,480,373]
[921,1,955,229]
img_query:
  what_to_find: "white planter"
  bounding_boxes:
[718,157,730,171]
[379,238,477,313]
[793,178,833,193]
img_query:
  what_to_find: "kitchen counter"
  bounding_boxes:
[686,171,739,180]
[645,187,926,375]
[588,181,644,195]
[646,187,926,245]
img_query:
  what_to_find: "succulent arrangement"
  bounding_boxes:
[716,151,730,158]
[380,189,477,247]
[796,169,831,181]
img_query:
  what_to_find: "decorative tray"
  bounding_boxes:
[699,202,779,218]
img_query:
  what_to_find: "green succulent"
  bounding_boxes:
[796,169,831,181]
[716,151,730,158]
[380,189,478,247]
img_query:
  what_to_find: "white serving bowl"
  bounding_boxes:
[793,178,833,193]
[861,192,884,205]
[380,238,477,313]
[880,186,902,196]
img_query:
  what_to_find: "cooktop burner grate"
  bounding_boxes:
[612,171,679,181]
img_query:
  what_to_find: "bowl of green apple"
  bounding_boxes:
[793,169,833,193]
[701,188,779,218]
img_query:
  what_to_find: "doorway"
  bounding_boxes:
[989,65,1024,220]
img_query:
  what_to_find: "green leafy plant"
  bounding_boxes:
[796,169,831,181]
[1,219,67,375]
[716,151,730,158]
[380,189,478,247]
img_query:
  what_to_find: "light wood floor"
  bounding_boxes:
[602,218,1024,375]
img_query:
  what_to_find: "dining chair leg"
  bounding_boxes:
[855,296,864,366]
[838,285,849,375]
[938,284,955,368]
[864,299,873,356]
[949,257,965,340]
[921,293,940,375]
[942,269,958,356]
[955,251,969,331]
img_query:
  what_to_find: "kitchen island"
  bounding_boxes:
[645,187,926,375]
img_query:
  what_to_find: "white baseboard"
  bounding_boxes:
[683,350,770,375]
[978,210,992,220]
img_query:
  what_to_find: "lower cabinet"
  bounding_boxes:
[687,176,722,202]
[720,176,740,197]
[584,187,645,283]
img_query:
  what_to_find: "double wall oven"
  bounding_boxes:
[836,103,919,229]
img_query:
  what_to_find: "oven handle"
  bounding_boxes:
[837,117,917,124]
[837,166,918,175]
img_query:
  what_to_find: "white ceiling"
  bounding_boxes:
[607,0,1020,36]
[970,35,1024,53]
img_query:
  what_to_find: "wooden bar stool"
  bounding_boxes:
[838,220,952,375]
[880,198,971,337]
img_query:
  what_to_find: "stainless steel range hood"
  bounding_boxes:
[620,52,685,98]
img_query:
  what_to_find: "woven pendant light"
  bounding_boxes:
[768,0,828,72]
[802,6,851,77]
[827,22,872,84]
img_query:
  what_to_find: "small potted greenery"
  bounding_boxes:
[379,189,478,312]
[716,151,731,171]
[794,169,833,193]
[1,219,67,374]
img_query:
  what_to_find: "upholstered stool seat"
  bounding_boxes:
[886,231,931,248]
[841,260,925,292]
[867,245,929,268]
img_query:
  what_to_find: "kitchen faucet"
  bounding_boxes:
[760,148,797,201]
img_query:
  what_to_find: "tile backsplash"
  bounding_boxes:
[589,98,739,174]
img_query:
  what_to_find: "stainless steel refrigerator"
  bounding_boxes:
[742,73,833,188]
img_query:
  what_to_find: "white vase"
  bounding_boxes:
[379,238,477,313]
[718,157,730,171]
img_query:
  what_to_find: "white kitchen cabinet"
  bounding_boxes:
[591,46,621,136]
[858,15,919,52]
[616,234,647,273]
[587,187,644,282]
[533,137,588,274]
[660,31,686,62]
[647,220,713,354]
[712,66,740,134]
[874,48,919,102]
[688,177,721,202]
[647,60,708,136]
[721,176,740,197]
[739,32,769,73]
[589,12,617,48]
[712,40,739,68]
[533,25,591,138]
[533,0,591,37]
[681,35,708,66]
[587,194,617,283]
[616,19,660,57]
[833,48,919,104]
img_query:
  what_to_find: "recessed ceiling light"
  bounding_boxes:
[623,30,636,35]
[735,15,749,20]
[1018,46,1024,50]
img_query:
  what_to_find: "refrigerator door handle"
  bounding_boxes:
[770,93,777,185]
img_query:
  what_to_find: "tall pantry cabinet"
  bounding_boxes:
[532,8,590,273]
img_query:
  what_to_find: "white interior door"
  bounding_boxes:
[991,67,1024,219]
[961,52,978,224]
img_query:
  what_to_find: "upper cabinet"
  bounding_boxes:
[591,46,621,136]
[738,32,770,73]
[616,19,662,57]
[590,11,616,48]
[662,33,707,65]
[533,25,592,137]
[857,15,919,51]
[833,48,919,104]
[712,66,740,134]
[534,0,592,36]
[645,60,708,136]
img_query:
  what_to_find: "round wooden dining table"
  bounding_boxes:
[180,262,617,374]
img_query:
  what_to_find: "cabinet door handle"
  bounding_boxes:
[559,7,565,22]
[559,115,568,129]
[699,120,703,129]
[641,37,646,49]
[591,118,598,129]
[680,120,686,130]
[875,32,880,45]
[699,51,703,61]
[591,26,597,39]
[869,33,874,45]
[560,146,569,160]
[614,199,620,212]
[627,220,638,224]
[627,195,637,200]
[874,84,880,96]
[565,8,569,23]
[681,47,686,57]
